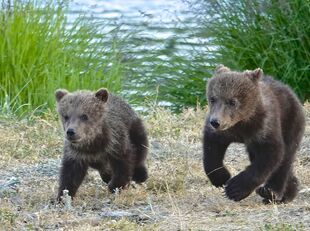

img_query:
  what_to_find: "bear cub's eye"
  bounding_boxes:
[209,96,216,104]
[227,99,237,107]
[63,115,69,121]
[80,114,88,121]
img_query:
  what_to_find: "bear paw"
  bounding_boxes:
[132,166,148,183]
[108,177,130,193]
[207,167,231,187]
[255,186,283,204]
[224,172,254,201]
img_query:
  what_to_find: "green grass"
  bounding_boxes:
[125,50,210,112]
[0,0,124,116]
[261,223,305,231]
[194,0,310,101]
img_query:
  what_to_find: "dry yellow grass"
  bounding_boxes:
[0,104,309,230]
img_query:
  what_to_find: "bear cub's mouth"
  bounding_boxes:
[65,128,81,143]
[66,136,81,144]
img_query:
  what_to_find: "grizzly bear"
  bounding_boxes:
[55,88,148,200]
[203,65,305,203]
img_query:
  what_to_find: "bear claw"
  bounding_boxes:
[256,186,283,203]
[224,172,254,201]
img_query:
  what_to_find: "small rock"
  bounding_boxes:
[100,210,137,219]
[0,177,20,195]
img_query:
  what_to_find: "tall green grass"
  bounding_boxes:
[124,49,210,112]
[194,0,310,101]
[0,1,124,116]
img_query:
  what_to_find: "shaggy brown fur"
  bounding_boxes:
[203,65,305,203]
[55,88,148,200]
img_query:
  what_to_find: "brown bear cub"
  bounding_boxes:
[203,65,305,203]
[55,88,148,200]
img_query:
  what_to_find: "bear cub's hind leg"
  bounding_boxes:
[130,119,149,183]
[108,156,132,193]
[257,173,299,204]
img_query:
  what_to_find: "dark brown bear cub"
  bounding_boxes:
[55,88,148,200]
[203,65,305,203]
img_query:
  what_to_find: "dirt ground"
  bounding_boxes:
[0,104,309,231]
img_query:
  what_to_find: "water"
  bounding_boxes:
[68,0,207,110]
[69,0,206,55]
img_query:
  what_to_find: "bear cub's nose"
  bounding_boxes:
[210,119,220,129]
[66,128,75,138]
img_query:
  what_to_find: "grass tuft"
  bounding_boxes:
[193,0,310,101]
[260,223,305,231]
[0,0,124,116]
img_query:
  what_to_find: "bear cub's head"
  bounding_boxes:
[55,88,109,146]
[206,65,263,131]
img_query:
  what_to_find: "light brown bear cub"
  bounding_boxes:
[55,88,148,200]
[203,65,305,203]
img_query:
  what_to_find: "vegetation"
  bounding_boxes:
[193,0,310,101]
[0,0,124,116]
[1,0,309,116]
[124,43,211,112]
[261,223,305,231]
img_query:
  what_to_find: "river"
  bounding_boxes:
[68,0,206,56]
[68,0,207,110]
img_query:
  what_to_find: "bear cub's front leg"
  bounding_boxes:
[57,158,88,201]
[224,170,257,201]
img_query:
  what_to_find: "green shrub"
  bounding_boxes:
[195,0,310,101]
[125,50,210,112]
[0,0,124,116]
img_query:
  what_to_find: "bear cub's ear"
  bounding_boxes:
[214,64,231,74]
[95,88,109,102]
[55,89,69,102]
[244,68,263,82]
